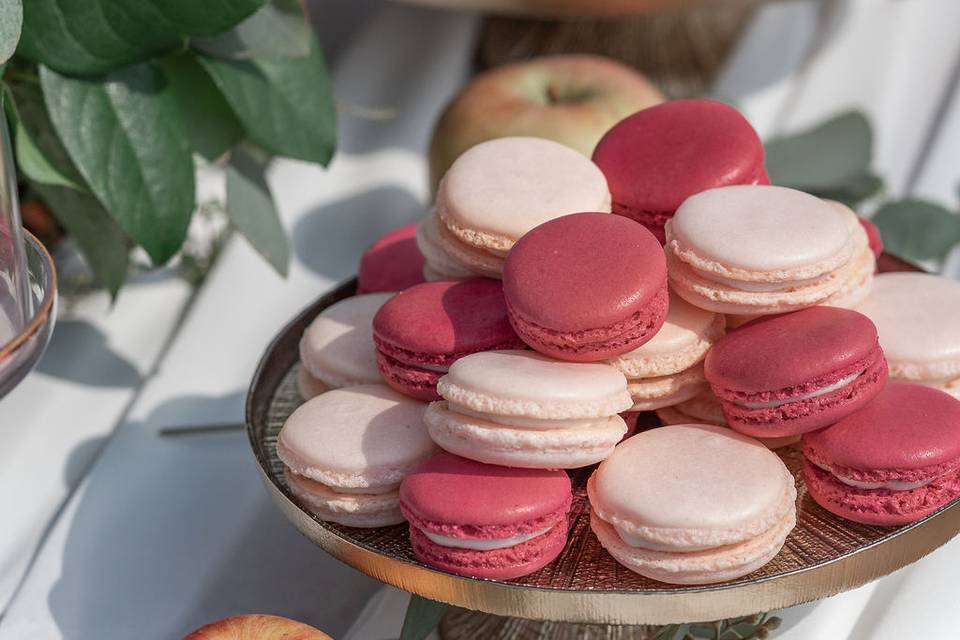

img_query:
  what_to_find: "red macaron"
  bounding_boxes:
[357,223,426,294]
[400,452,571,580]
[592,99,768,243]
[802,384,960,526]
[859,217,883,260]
[372,279,525,400]
[704,307,888,438]
[502,213,668,362]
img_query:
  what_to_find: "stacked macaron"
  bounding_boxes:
[276,97,960,588]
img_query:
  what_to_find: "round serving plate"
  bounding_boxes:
[246,254,960,628]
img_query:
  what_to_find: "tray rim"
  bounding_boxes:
[245,259,960,624]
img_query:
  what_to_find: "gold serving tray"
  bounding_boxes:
[245,255,960,626]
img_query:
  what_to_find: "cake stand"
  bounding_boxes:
[246,254,960,638]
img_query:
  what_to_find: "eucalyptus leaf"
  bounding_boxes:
[193,0,310,60]
[197,34,336,165]
[0,0,22,64]
[765,111,872,190]
[33,183,130,295]
[811,170,885,208]
[40,63,195,265]
[226,146,289,275]
[872,198,960,262]
[400,595,448,640]
[18,0,265,75]
[4,80,84,190]
[160,53,242,161]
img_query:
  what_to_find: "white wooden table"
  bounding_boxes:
[1,1,958,638]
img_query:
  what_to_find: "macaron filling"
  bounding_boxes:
[419,526,554,551]
[809,461,944,491]
[734,370,863,410]
[450,402,611,430]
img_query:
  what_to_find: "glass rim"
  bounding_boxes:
[0,229,57,362]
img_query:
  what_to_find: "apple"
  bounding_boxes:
[184,614,332,640]
[428,54,664,192]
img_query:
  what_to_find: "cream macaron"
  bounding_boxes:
[589,424,797,584]
[428,136,611,277]
[298,293,392,394]
[607,292,724,410]
[857,272,960,398]
[425,350,632,468]
[821,200,875,309]
[666,185,859,315]
[277,384,436,527]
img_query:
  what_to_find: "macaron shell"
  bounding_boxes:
[705,307,882,393]
[654,406,798,449]
[668,186,853,280]
[589,424,795,551]
[285,468,404,528]
[590,508,794,585]
[357,223,426,293]
[373,279,521,361]
[857,273,960,381]
[503,213,667,333]
[437,136,611,251]
[437,350,632,419]
[409,518,567,580]
[375,351,445,402]
[297,366,327,401]
[276,385,434,489]
[626,364,707,411]
[803,459,960,526]
[425,401,627,469]
[400,452,571,529]
[802,384,960,473]
[592,100,766,217]
[415,215,477,280]
[608,294,724,378]
[299,292,392,388]
[431,210,505,277]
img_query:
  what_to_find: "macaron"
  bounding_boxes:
[608,292,724,410]
[821,200,876,308]
[434,136,612,277]
[705,307,888,438]
[857,273,960,399]
[655,391,799,449]
[861,217,883,259]
[276,384,435,528]
[299,292,392,389]
[415,213,477,281]
[589,424,796,584]
[426,350,632,469]
[373,279,524,401]
[666,185,859,315]
[592,99,768,243]
[400,452,572,580]
[802,384,960,526]
[297,366,328,401]
[502,213,668,362]
[356,223,426,294]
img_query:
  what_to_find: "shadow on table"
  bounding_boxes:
[45,392,380,640]
[292,185,424,281]
[35,320,142,388]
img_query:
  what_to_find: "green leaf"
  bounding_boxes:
[225,146,289,275]
[197,34,336,165]
[4,80,84,190]
[193,0,310,60]
[765,111,872,190]
[400,595,448,640]
[0,0,22,64]
[160,53,242,161]
[18,0,265,75]
[872,198,960,262]
[810,170,885,208]
[33,182,130,295]
[40,63,196,265]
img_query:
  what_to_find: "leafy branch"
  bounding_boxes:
[0,0,336,295]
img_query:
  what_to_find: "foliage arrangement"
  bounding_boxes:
[0,0,336,295]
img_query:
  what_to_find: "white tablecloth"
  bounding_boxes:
[2,1,959,638]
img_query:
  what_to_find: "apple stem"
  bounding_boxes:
[545,83,561,105]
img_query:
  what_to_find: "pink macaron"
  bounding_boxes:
[802,384,960,526]
[502,213,668,362]
[705,307,888,438]
[589,424,796,584]
[592,99,768,243]
[357,223,426,294]
[373,279,525,401]
[400,451,571,580]
[860,217,883,260]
